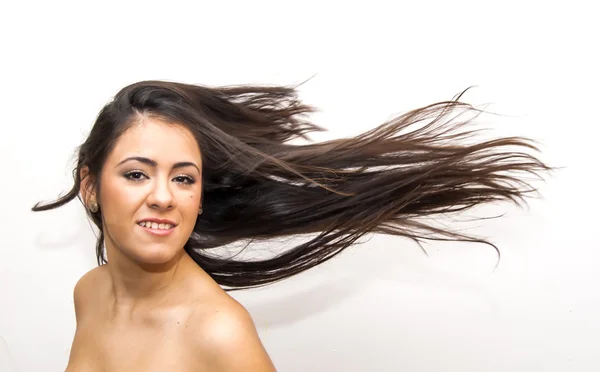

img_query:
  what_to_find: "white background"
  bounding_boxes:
[0,1,598,371]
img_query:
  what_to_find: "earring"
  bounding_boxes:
[89,201,99,213]
[198,207,203,215]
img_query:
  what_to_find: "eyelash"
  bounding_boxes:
[124,171,196,185]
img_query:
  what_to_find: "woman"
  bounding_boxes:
[33,80,550,371]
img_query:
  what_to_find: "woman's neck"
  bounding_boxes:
[104,243,191,311]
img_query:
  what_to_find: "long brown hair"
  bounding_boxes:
[32,80,551,290]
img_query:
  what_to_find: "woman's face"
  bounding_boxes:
[96,117,203,266]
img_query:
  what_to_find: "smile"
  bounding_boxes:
[138,221,174,230]
[137,221,175,236]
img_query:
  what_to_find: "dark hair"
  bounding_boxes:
[32,80,551,290]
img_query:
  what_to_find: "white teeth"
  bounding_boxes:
[138,222,173,230]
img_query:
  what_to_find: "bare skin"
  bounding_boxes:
[66,116,276,371]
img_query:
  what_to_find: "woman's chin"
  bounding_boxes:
[129,246,184,267]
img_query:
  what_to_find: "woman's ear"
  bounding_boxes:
[79,166,97,209]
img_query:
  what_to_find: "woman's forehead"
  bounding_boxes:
[110,118,201,165]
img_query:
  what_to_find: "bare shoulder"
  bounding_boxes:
[187,292,276,371]
[73,266,108,322]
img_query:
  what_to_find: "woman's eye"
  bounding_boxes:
[124,171,147,181]
[174,175,195,184]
